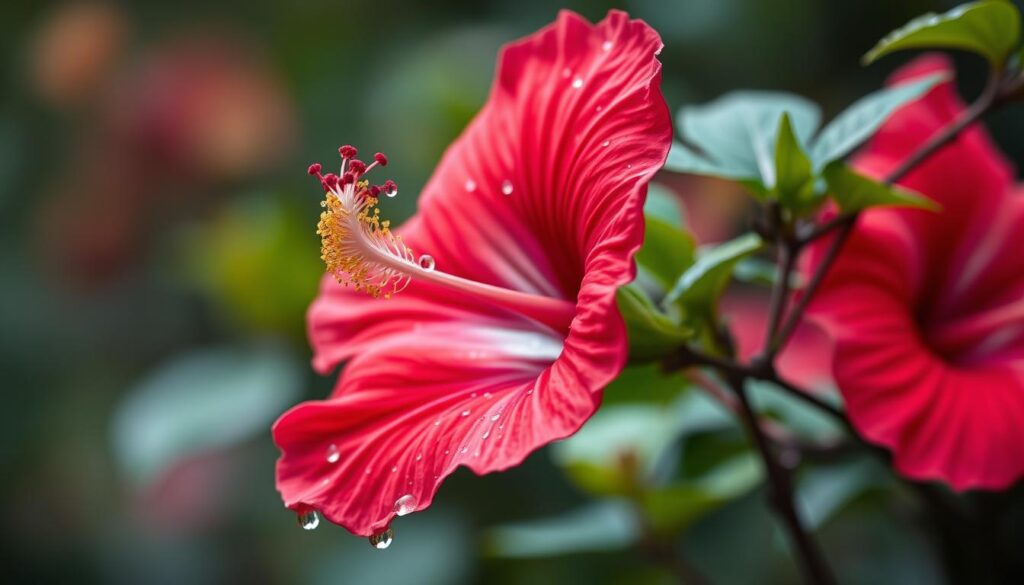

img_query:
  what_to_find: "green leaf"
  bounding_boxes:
[617,285,693,363]
[773,113,816,212]
[644,182,685,228]
[863,1,1022,67]
[665,92,821,192]
[796,458,886,530]
[111,343,303,483]
[823,162,939,213]
[602,364,688,406]
[485,502,639,558]
[811,73,947,169]
[663,233,765,312]
[636,217,696,290]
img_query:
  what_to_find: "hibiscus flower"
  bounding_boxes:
[272,10,671,540]
[806,55,1024,490]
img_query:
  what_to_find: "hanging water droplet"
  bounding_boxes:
[325,443,340,464]
[297,510,320,531]
[418,254,435,271]
[602,40,613,51]
[501,180,514,196]
[384,183,398,198]
[601,140,610,147]
[461,410,471,417]
[369,527,394,549]
[571,77,584,89]
[394,494,417,516]
[464,179,477,192]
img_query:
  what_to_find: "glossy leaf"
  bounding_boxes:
[810,73,947,169]
[663,233,765,312]
[823,162,938,213]
[666,92,821,192]
[863,1,1022,67]
[636,217,696,289]
[617,285,693,363]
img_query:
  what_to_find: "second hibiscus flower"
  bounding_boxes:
[273,10,672,539]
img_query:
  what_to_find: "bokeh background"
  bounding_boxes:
[3,1,1023,583]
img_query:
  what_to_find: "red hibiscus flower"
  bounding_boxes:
[272,10,671,539]
[806,56,1024,490]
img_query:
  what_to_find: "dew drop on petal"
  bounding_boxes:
[391,466,398,473]
[501,180,514,196]
[602,140,610,148]
[434,419,441,426]
[464,179,477,192]
[461,410,471,417]
[325,443,340,464]
[483,392,492,399]
[526,389,534,395]
[297,510,320,531]
[602,40,613,51]
[369,527,394,550]
[571,77,584,89]
[415,453,422,461]
[460,447,469,454]
[482,430,490,439]
[418,254,435,271]
[394,494,417,517]
[596,105,604,113]
[627,163,633,169]
[491,414,500,422]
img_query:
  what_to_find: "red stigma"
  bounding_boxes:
[349,159,367,175]
[383,179,397,191]
[307,162,323,176]
[322,173,339,189]
[374,152,389,166]
[339,145,358,159]
[369,185,382,197]
[341,172,355,186]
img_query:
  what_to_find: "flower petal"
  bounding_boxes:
[275,10,671,536]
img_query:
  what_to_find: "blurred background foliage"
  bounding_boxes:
[1,0,1022,583]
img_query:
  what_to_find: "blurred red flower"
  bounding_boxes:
[807,56,1024,490]
[272,10,671,538]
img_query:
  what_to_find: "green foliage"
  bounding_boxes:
[664,233,764,315]
[617,285,693,363]
[773,113,817,213]
[636,217,695,289]
[485,502,640,558]
[810,74,946,170]
[666,73,944,218]
[665,91,821,192]
[863,1,1022,67]
[110,343,303,483]
[823,162,939,213]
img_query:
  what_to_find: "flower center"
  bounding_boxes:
[308,146,577,332]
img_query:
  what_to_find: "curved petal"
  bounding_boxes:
[275,10,672,536]
[807,56,1024,490]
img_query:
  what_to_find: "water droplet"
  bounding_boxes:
[627,164,633,169]
[444,449,450,455]
[297,510,320,531]
[571,77,584,89]
[394,494,417,516]
[483,392,492,399]
[325,443,340,464]
[434,419,441,426]
[526,389,534,395]
[470,392,477,398]
[391,466,398,473]
[602,40,613,51]
[418,254,435,271]
[460,447,469,454]
[384,183,398,198]
[321,478,330,486]
[482,430,490,439]
[596,105,604,113]
[464,179,477,192]
[601,140,610,147]
[415,453,422,461]
[501,180,514,196]
[491,414,500,421]
[365,468,372,475]
[369,527,394,549]
[461,410,471,417]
